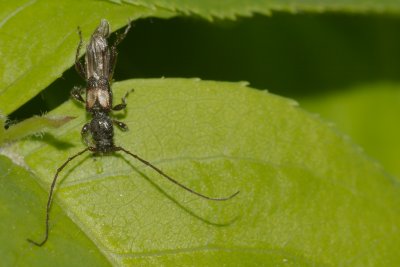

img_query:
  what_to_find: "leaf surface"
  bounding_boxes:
[8,78,400,266]
[0,114,74,145]
[0,155,110,266]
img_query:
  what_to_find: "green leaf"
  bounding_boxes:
[120,0,400,19]
[0,1,174,114]
[0,114,74,145]
[300,83,400,180]
[8,78,400,266]
[0,154,110,266]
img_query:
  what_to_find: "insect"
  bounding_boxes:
[27,19,239,247]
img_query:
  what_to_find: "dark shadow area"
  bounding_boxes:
[8,12,400,120]
[118,13,400,96]
[8,66,81,123]
[31,133,76,150]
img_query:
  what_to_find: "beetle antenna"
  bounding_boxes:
[27,147,90,247]
[114,146,239,201]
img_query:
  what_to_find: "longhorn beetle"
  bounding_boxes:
[28,19,239,247]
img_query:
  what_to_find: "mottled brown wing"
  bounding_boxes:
[85,19,111,79]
